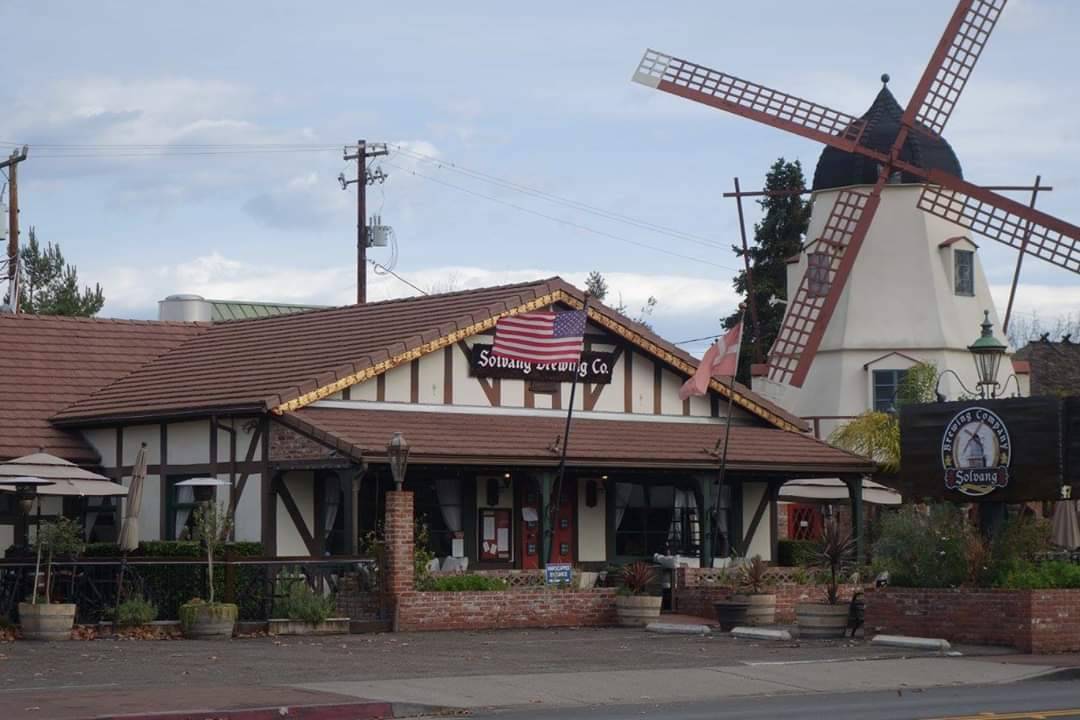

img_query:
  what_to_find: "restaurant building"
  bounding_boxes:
[1,277,874,565]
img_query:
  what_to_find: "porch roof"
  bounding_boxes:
[283,405,875,475]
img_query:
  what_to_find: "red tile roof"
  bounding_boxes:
[285,405,874,474]
[0,314,205,462]
[51,277,807,432]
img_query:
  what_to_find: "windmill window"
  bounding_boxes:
[954,249,975,296]
[807,251,831,297]
[873,369,909,413]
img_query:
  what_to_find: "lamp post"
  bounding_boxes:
[968,310,1009,400]
[387,432,410,491]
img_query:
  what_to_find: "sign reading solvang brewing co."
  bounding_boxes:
[469,344,615,384]
[900,397,1064,502]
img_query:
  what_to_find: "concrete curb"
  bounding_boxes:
[646,622,712,635]
[97,700,452,719]
[731,627,793,641]
[871,634,951,651]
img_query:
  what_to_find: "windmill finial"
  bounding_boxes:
[881,73,890,86]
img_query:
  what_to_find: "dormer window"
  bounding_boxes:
[954,249,974,296]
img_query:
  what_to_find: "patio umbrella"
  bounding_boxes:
[118,444,148,553]
[0,451,113,482]
[779,477,901,506]
[1050,500,1080,551]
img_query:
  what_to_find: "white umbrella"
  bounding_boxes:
[1051,500,1080,551]
[118,444,148,553]
[0,478,127,497]
[174,477,231,487]
[779,477,902,506]
[0,452,112,481]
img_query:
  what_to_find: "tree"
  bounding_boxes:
[192,501,233,605]
[722,159,811,384]
[585,270,657,329]
[16,228,105,316]
[584,271,608,302]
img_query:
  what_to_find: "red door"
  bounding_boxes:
[520,479,575,568]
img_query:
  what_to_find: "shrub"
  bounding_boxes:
[777,540,817,567]
[115,597,158,626]
[815,520,855,605]
[999,561,1080,589]
[426,575,508,592]
[872,504,970,588]
[738,556,773,595]
[276,580,336,624]
[987,516,1052,585]
[619,561,657,596]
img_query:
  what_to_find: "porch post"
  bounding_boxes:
[695,473,713,568]
[536,470,555,567]
[385,490,415,632]
[845,475,864,565]
[341,466,361,555]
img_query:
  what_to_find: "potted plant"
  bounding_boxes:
[713,568,750,631]
[795,519,855,639]
[733,555,776,626]
[269,575,348,636]
[19,518,84,640]
[614,561,662,626]
[178,501,238,639]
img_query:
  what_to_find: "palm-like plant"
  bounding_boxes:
[817,519,855,605]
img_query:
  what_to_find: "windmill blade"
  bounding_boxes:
[768,188,881,387]
[918,176,1080,274]
[903,0,1007,136]
[633,49,872,155]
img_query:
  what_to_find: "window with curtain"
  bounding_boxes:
[409,478,459,558]
[872,369,909,413]
[165,477,214,540]
[615,482,699,558]
[954,249,975,296]
[83,496,119,542]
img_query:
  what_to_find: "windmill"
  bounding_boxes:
[632,0,1080,389]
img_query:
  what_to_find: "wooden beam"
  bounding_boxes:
[410,360,420,403]
[740,482,771,556]
[624,351,633,413]
[443,346,453,405]
[114,426,123,483]
[376,374,386,402]
[261,418,276,555]
[274,473,318,556]
[653,363,662,415]
[159,423,168,541]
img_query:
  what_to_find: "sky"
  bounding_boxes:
[3,0,1080,354]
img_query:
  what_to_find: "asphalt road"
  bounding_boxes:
[469,674,1080,720]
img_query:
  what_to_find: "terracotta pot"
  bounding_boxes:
[795,601,850,639]
[615,594,662,627]
[713,597,750,631]
[734,593,777,626]
[18,602,76,641]
[179,602,238,640]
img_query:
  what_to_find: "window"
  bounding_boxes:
[807,251,831,297]
[614,482,700,558]
[83,496,119,542]
[165,477,215,540]
[410,477,462,559]
[872,369,909,413]
[955,249,975,296]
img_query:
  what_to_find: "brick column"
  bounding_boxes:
[384,491,414,631]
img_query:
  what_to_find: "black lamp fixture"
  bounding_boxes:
[387,432,410,491]
[11,476,52,516]
[968,310,1009,399]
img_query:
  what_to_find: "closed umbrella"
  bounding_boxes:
[1051,500,1080,551]
[118,444,148,553]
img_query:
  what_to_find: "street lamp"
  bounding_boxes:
[968,310,1008,399]
[387,432,410,491]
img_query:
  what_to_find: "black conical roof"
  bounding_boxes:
[811,85,963,192]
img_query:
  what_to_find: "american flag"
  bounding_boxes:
[492,310,586,363]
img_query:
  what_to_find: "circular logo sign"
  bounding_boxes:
[941,406,1011,497]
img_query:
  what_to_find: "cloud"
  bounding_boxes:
[243,171,351,229]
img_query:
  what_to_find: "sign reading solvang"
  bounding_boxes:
[469,345,615,384]
[900,397,1065,502]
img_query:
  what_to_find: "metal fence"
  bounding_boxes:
[0,556,380,624]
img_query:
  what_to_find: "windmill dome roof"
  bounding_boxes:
[811,83,963,192]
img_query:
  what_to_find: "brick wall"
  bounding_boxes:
[269,423,338,461]
[865,588,1080,653]
[335,574,384,623]
[397,588,617,631]
[672,567,860,623]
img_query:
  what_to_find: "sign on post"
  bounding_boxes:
[545,563,573,586]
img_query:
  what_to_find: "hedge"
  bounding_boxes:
[777,539,818,567]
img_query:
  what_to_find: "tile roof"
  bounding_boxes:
[0,314,205,462]
[1013,339,1080,396]
[285,405,873,474]
[209,299,325,322]
[52,277,808,432]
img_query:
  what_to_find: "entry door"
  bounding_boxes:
[518,478,576,568]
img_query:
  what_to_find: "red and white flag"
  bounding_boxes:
[679,321,743,400]
[492,310,587,364]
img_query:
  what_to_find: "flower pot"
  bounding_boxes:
[713,597,750,631]
[179,602,238,640]
[615,594,662,627]
[795,601,850,639]
[18,602,76,641]
[735,593,777,626]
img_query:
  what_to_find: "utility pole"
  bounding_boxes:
[341,140,388,304]
[2,146,29,310]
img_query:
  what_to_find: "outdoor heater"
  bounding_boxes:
[387,432,410,491]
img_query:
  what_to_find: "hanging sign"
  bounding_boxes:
[900,397,1064,502]
[469,345,614,384]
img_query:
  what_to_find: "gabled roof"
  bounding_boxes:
[0,314,205,462]
[51,277,807,432]
[284,406,871,473]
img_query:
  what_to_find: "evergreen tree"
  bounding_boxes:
[584,270,608,302]
[17,228,105,316]
[722,158,811,383]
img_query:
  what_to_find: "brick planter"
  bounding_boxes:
[397,588,617,631]
[864,588,1080,654]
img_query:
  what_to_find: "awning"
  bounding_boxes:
[779,477,901,505]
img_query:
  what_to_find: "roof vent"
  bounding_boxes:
[158,294,212,322]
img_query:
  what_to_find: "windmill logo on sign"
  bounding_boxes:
[941,407,1011,497]
[632,0,1080,388]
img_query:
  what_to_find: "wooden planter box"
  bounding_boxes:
[268,618,351,636]
[19,602,76,641]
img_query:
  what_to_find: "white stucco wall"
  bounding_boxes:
[577,477,606,562]
[742,483,772,562]
[234,474,262,542]
[277,471,315,557]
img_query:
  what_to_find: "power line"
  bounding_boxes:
[370,259,428,296]
[383,160,738,271]
[390,144,727,250]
